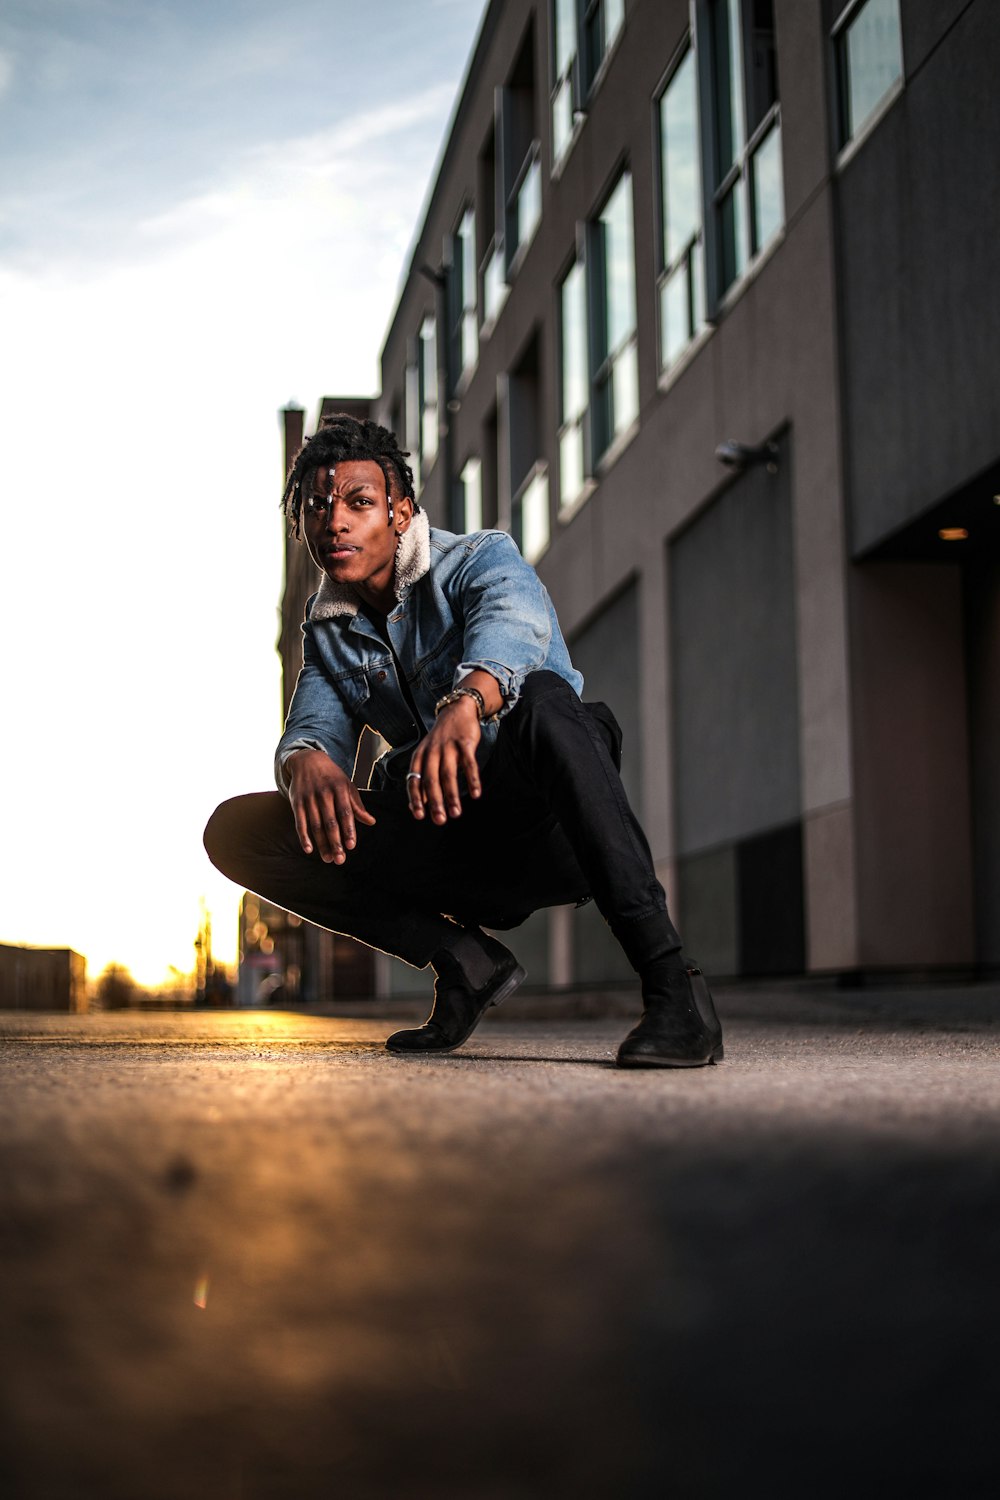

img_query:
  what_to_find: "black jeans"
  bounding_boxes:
[204,671,682,971]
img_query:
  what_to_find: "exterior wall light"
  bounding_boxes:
[938,528,969,541]
[715,439,779,473]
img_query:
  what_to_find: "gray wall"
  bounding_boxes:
[670,441,800,855]
[849,561,975,968]
[838,0,1000,554]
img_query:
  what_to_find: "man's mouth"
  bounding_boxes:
[324,545,359,558]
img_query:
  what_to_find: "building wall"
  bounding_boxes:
[0,944,87,1012]
[837,0,1000,555]
[287,0,998,981]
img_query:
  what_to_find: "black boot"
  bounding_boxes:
[616,962,724,1069]
[385,930,526,1055]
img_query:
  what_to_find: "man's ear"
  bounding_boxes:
[395,496,415,532]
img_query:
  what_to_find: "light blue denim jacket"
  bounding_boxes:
[275,513,584,794]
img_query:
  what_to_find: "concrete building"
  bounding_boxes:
[281,0,999,988]
[0,943,87,1011]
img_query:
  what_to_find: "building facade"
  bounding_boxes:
[279,0,999,988]
[0,943,87,1011]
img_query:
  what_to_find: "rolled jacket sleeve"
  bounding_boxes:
[449,532,556,714]
[274,628,360,795]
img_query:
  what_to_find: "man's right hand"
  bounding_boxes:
[285,749,376,863]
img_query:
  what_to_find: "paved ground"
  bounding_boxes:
[2,983,1000,1499]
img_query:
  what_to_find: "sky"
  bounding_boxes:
[0,0,486,987]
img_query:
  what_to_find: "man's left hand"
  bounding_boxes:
[408,696,482,823]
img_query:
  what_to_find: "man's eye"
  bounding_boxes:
[351,496,373,507]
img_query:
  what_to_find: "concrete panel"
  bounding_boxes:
[902,0,978,70]
[498,908,550,985]
[670,442,801,854]
[850,563,975,968]
[773,0,832,221]
[571,899,632,985]
[569,580,641,812]
[839,1,1000,552]
[803,802,858,971]
[676,845,738,979]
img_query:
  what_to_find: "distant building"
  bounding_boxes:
[0,943,87,1011]
[280,0,1000,984]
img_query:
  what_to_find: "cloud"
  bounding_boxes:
[0,48,13,97]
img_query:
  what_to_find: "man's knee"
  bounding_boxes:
[515,670,577,711]
[203,798,242,872]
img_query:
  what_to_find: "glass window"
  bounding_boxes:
[418,316,438,471]
[515,153,542,253]
[559,258,589,508]
[551,0,624,165]
[516,468,550,564]
[460,456,482,533]
[705,0,782,303]
[504,25,542,267]
[658,45,705,372]
[838,0,903,144]
[404,361,421,492]
[482,242,508,327]
[593,171,638,458]
[451,207,478,382]
[551,0,578,164]
[750,119,783,252]
[581,0,625,94]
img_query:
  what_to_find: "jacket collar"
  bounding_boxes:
[309,509,430,620]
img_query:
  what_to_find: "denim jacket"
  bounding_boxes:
[275,512,583,794]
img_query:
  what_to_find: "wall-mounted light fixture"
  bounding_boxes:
[715,439,779,474]
[938,527,969,541]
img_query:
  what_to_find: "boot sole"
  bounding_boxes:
[616,1044,724,1069]
[385,964,527,1055]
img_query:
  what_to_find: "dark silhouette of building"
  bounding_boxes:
[0,943,87,1011]
[279,0,999,988]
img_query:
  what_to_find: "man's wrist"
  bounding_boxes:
[434,686,487,722]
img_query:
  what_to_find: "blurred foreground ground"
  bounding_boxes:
[2,981,999,1499]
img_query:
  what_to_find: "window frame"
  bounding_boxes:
[654,36,707,376]
[832,0,905,155]
[556,248,592,515]
[417,314,438,476]
[449,204,479,391]
[588,167,639,465]
[549,0,626,170]
[696,0,784,314]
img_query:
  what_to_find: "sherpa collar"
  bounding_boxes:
[309,509,431,620]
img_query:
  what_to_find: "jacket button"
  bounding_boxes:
[376,670,387,682]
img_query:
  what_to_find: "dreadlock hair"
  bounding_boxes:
[281,413,418,537]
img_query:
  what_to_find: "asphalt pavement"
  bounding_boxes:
[2,981,999,1499]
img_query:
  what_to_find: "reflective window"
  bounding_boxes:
[838,0,903,144]
[419,316,438,471]
[551,0,625,165]
[460,456,482,533]
[483,243,508,327]
[551,0,578,164]
[559,258,589,508]
[705,0,782,302]
[593,171,638,457]
[451,207,478,382]
[404,361,421,492]
[515,154,542,252]
[581,0,625,93]
[515,468,550,564]
[658,45,705,372]
[750,120,783,253]
[505,24,542,266]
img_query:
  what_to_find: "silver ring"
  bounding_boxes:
[406,772,422,782]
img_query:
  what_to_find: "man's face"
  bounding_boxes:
[302,459,412,596]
